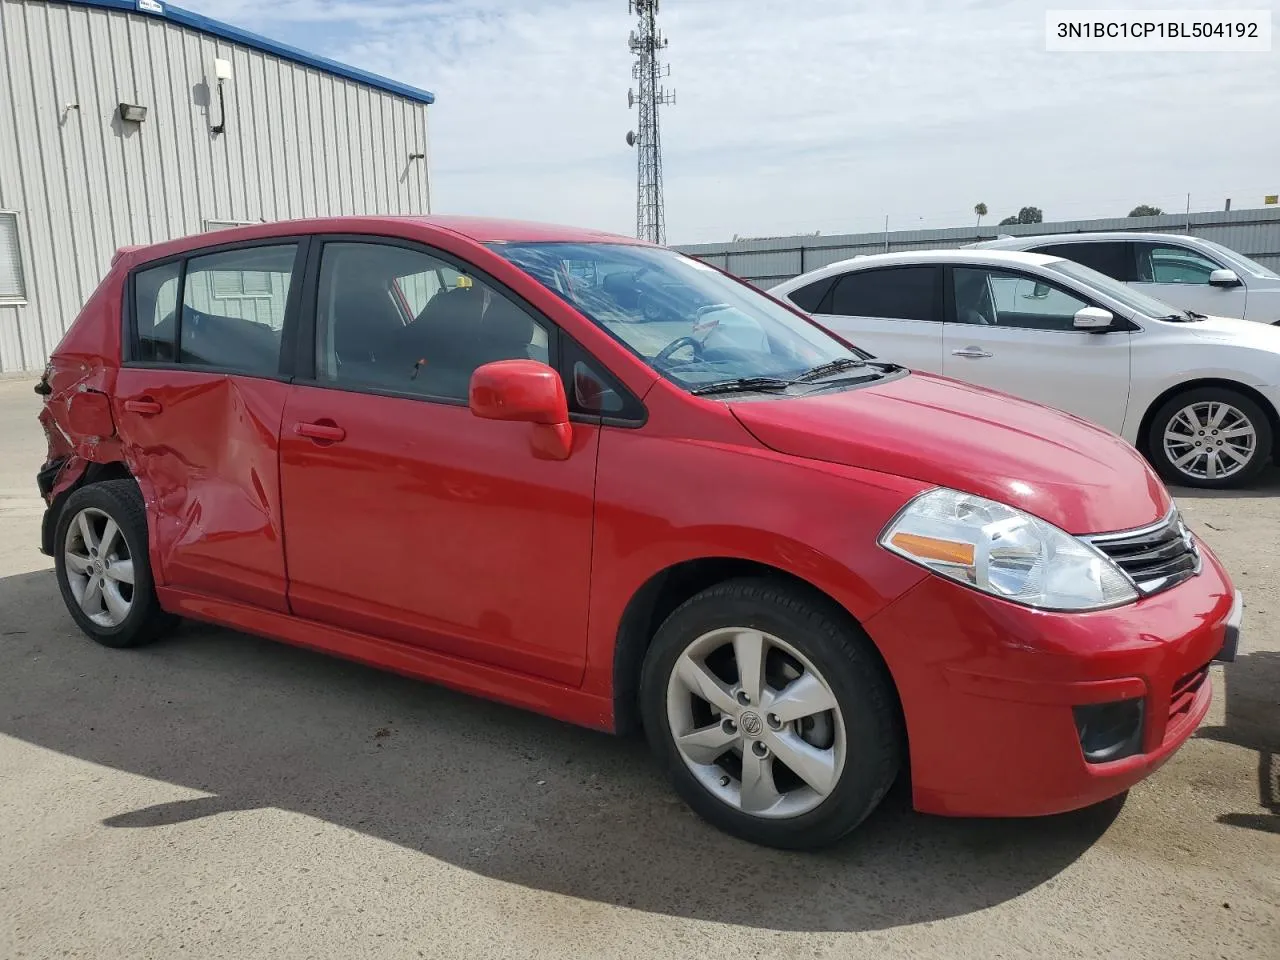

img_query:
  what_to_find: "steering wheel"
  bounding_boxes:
[654,335,704,366]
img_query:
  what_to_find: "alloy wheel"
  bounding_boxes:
[1162,401,1257,482]
[63,506,135,628]
[665,626,846,819]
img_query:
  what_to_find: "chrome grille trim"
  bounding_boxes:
[1084,507,1201,597]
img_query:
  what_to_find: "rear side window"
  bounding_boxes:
[130,244,298,375]
[1033,242,1134,281]
[825,266,938,321]
[786,275,837,312]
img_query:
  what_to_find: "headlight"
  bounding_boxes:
[879,488,1137,611]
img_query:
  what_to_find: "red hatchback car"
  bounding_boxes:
[36,217,1241,849]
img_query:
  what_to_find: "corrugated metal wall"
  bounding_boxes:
[677,208,1280,289]
[0,0,432,373]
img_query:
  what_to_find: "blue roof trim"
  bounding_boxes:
[58,0,436,104]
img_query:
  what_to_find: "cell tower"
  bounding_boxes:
[626,0,675,244]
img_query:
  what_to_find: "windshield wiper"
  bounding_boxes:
[1184,309,1208,320]
[689,376,793,396]
[793,357,867,383]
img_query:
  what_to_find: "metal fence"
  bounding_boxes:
[675,207,1280,288]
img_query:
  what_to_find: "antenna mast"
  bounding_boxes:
[626,0,675,244]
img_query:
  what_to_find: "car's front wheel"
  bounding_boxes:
[1147,387,1273,489]
[640,578,902,849]
[53,479,177,648]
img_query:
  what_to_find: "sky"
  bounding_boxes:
[192,0,1280,244]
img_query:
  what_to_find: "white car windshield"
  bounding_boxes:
[1043,259,1193,319]
[491,242,877,391]
[1196,239,1280,280]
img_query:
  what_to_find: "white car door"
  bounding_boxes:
[1130,240,1249,320]
[941,266,1133,434]
[806,265,944,372]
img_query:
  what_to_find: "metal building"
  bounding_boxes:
[0,0,436,374]
[677,207,1280,289]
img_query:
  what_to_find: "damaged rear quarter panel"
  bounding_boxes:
[111,368,292,612]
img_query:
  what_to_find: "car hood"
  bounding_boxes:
[730,372,1171,535]
[1182,313,1280,351]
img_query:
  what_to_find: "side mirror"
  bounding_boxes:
[1208,268,1242,288]
[1073,306,1114,330]
[469,359,573,460]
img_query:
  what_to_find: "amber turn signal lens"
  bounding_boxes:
[889,532,975,566]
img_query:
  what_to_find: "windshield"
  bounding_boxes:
[490,242,868,390]
[1195,238,1280,280]
[1043,259,1192,319]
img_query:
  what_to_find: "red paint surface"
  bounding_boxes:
[35,215,1239,822]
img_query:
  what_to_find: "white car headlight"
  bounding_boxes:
[879,488,1138,611]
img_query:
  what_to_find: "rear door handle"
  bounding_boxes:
[123,398,163,415]
[294,421,346,443]
[951,347,993,359]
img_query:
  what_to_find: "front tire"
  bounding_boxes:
[54,479,177,648]
[1147,387,1272,489]
[639,578,902,849]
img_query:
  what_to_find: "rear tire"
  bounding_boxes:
[53,479,177,648]
[1146,387,1272,489]
[639,577,902,849]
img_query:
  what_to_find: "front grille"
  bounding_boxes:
[1169,663,1210,722]
[1086,510,1200,596]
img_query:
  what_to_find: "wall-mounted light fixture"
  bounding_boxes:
[210,58,232,135]
[118,102,148,123]
[408,152,425,162]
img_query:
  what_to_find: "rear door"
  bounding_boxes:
[114,239,306,612]
[1129,240,1248,319]
[807,265,944,371]
[941,265,1132,433]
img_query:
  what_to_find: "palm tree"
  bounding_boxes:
[974,202,988,228]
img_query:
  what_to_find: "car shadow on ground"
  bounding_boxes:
[1169,465,1280,501]
[0,567,1124,933]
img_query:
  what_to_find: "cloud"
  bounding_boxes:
[191,0,1280,243]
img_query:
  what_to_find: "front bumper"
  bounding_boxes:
[865,537,1239,818]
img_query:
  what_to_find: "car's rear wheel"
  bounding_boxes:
[54,479,177,648]
[1147,387,1273,489]
[640,578,902,849]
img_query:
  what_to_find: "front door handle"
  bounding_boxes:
[294,420,346,443]
[123,398,163,415]
[951,347,993,359]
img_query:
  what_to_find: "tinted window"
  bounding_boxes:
[315,242,551,401]
[133,261,181,362]
[1034,242,1133,281]
[827,267,937,322]
[953,267,1090,331]
[179,245,297,374]
[1134,242,1221,284]
[787,275,837,312]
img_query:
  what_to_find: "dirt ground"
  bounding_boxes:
[0,375,1276,960]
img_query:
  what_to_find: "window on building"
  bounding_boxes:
[0,212,27,302]
[179,244,297,374]
[1033,241,1134,281]
[826,266,939,321]
[314,241,551,401]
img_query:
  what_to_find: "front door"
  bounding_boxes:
[1130,240,1249,320]
[807,265,945,372]
[114,241,304,612]
[941,266,1132,434]
[277,239,597,685]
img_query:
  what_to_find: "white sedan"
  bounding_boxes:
[770,249,1280,489]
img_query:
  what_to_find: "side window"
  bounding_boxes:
[315,241,551,401]
[788,275,837,313]
[1033,242,1133,281]
[953,268,1090,331]
[827,267,938,321]
[132,261,181,362]
[562,339,637,418]
[179,244,297,374]
[1134,243,1221,284]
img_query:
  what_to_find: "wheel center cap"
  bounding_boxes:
[739,711,764,738]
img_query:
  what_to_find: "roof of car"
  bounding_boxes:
[970,231,1207,248]
[770,248,1063,290]
[116,216,644,266]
